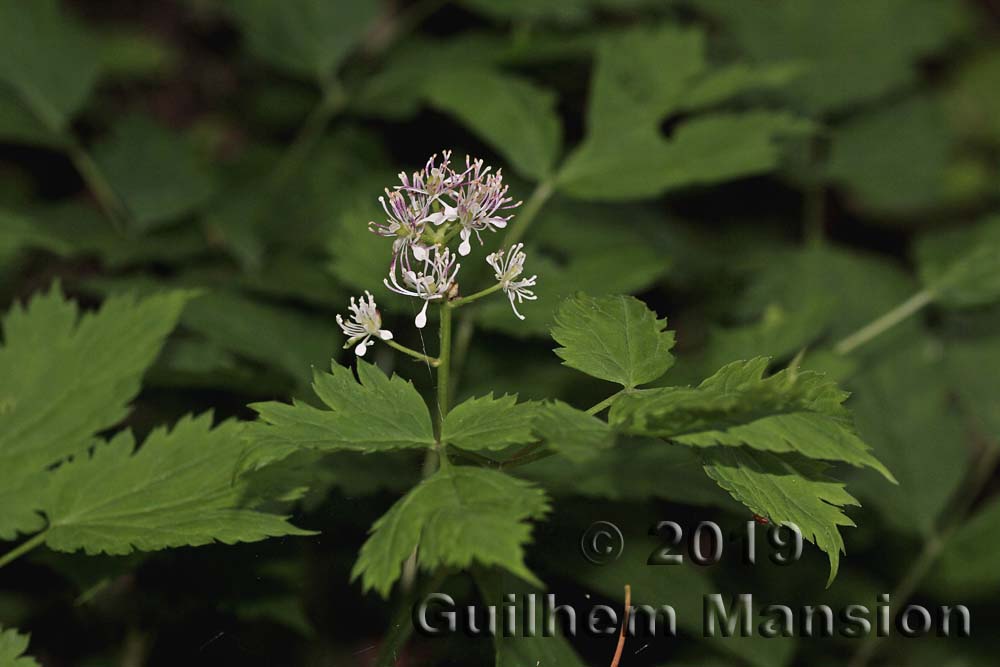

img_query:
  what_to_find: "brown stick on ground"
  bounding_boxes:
[610,584,632,667]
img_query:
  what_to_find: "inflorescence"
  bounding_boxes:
[338,151,537,354]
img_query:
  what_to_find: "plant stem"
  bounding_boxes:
[449,282,503,309]
[385,338,440,366]
[586,390,625,416]
[436,305,453,444]
[503,178,556,247]
[847,440,1000,667]
[0,531,47,569]
[833,289,937,356]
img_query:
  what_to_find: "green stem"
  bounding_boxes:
[833,289,937,356]
[503,178,556,247]
[449,282,503,309]
[385,338,440,366]
[0,531,47,569]
[586,390,625,416]
[437,303,452,468]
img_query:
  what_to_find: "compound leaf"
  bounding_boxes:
[703,448,860,585]
[551,293,675,388]
[42,413,313,555]
[352,466,549,597]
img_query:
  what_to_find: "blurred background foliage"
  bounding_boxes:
[1,0,1000,665]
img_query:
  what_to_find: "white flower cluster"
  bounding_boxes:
[338,151,538,354]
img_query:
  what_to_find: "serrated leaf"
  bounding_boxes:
[703,448,860,585]
[0,0,101,130]
[0,286,191,539]
[693,0,968,113]
[611,358,894,480]
[247,360,435,468]
[0,626,39,667]
[422,67,562,181]
[226,0,378,81]
[94,115,217,231]
[442,393,537,451]
[352,466,549,597]
[916,215,1000,308]
[531,400,613,463]
[41,413,313,556]
[557,25,811,200]
[551,293,675,388]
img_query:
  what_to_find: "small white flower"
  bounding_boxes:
[337,291,393,356]
[369,190,428,267]
[486,243,537,320]
[384,246,460,328]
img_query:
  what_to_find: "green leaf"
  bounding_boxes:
[0,87,61,147]
[610,358,894,480]
[0,473,47,542]
[351,466,550,597]
[0,286,191,474]
[0,626,39,667]
[531,400,613,463]
[226,0,378,81]
[247,360,435,468]
[916,215,1000,308]
[0,286,190,538]
[849,340,967,537]
[94,115,217,231]
[702,448,860,585]
[41,413,313,555]
[560,112,812,200]
[442,393,537,451]
[551,293,675,388]
[557,25,811,200]
[522,436,736,508]
[422,67,562,181]
[692,0,969,113]
[0,0,101,130]
[827,96,958,216]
